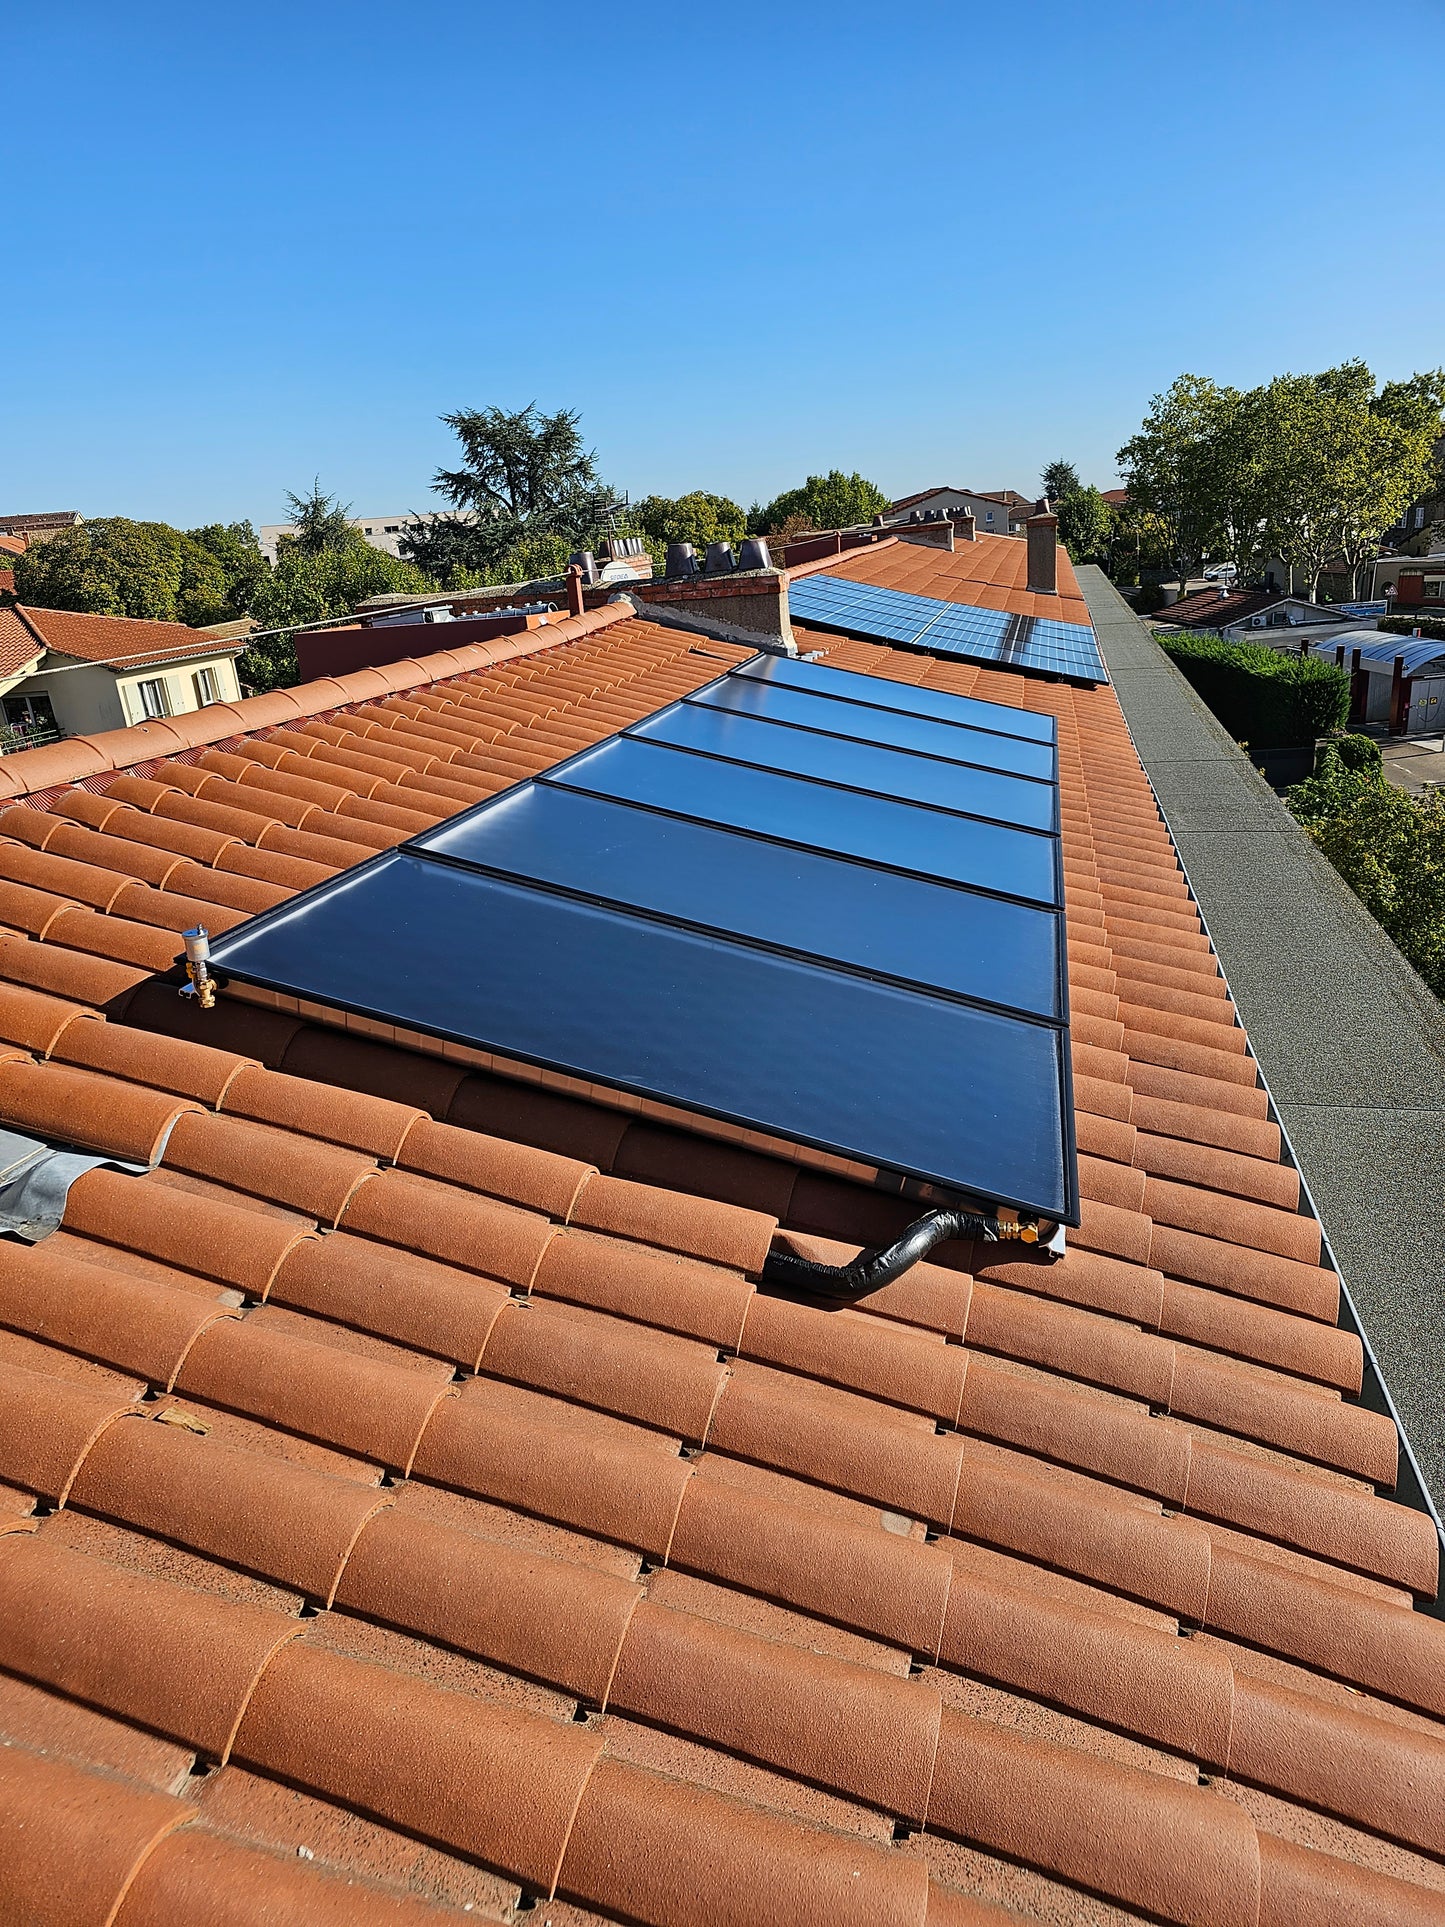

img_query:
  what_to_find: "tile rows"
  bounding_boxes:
[0,614,1438,1924]
[812,533,1094,628]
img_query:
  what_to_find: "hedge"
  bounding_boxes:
[1378,613,1445,642]
[1156,630,1350,749]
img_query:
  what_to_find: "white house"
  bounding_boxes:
[0,605,248,749]
[256,511,449,564]
[886,487,1030,536]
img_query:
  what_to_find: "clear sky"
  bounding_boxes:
[4,0,1442,528]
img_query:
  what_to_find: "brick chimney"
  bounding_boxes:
[952,508,976,543]
[1026,499,1058,596]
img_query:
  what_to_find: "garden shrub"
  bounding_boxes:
[1158,630,1349,749]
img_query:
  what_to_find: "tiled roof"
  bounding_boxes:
[1157,589,1349,632]
[0,512,80,534]
[0,534,26,557]
[0,607,45,682]
[814,529,1092,627]
[15,605,251,674]
[0,600,1438,1924]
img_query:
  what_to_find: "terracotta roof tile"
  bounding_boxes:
[0,611,1437,1925]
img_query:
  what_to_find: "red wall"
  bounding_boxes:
[296,611,552,681]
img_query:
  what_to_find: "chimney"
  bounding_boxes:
[565,564,585,619]
[953,509,976,542]
[1026,499,1058,596]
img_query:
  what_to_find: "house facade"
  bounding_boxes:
[886,487,1029,535]
[0,605,247,748]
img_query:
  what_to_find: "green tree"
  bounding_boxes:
[1117,376,1233,596]
[240,540,435,692]
[635,491,747,557]
[1287,747,1445,995]
[402,404,618,585]
[12,517,228,624]
[185,521,268,616]
[1040,460,1080,503]
[283,481,358,555]
[752,471,890,536]
[1055,486,1112,564]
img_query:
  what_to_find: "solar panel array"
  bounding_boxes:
[206,655,1078,1224]
[788,571,1109,684]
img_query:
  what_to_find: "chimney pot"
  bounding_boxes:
[704,542,736,575]
[738,537,772,571]
[665,542,700,578]
[1026,508,1059,596]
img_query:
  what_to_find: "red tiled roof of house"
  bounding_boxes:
[1159,588,1348,632]
[811,527,1091,626]
[0,534,25,558]
[0,607,46,682]
[889,487,1029,515]
[1101,488,1129,507]
[13,606,251,675]
[0,598,1438,1925]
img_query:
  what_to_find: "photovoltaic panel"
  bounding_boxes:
[205,655,1077,1224]
[788,571,1109,684]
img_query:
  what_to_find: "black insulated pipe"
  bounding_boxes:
[759,1206,1050,1297]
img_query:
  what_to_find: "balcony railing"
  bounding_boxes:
[0,722,62,755]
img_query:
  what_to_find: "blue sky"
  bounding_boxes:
[4,1,1441,528]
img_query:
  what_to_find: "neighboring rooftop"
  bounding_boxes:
[809,524,1092,626]
[6,605,251,674]
[0,511,81,537]
[0,576,1438,1925]
[1157,586,1352,633]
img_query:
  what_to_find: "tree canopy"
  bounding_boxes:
[635,491,747,556]
[185,521,268,616]
[1055,485,1112,565]
[402,404,619,585]
[239,536,434,692]
[283,482,358,555]
[1118,364,1443,597]
[1040,460,1080,503]
[751,471,890,536]
[12,517,231,625]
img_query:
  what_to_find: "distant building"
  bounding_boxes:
[0,511,81,543]
[0,604,247,748]
[256,511,448,564]
[1157,586,1355,645]
[886,487,1030,535]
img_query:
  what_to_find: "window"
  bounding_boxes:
[193,665,223,705]
[1425,580,1443,600]
[134,678,169,719]
[385,524,401,533]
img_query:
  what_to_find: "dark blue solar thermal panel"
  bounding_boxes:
[734,654,1057,743]
[206,852,1072,1217]
[205,656,1077,1225]
[547,736,1060,906]
[420,784,1062,1017]
[627,703,1057,834]
[685,678,1057,783]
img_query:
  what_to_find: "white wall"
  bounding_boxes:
[14,654,242,737]
[889,490,1024,535]
[257,512,444,564]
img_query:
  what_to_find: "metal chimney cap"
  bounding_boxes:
[704,542,736,575]
[665,541,700,578]
[738,537,772,572]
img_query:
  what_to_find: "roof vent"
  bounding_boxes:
[666,542,700,578]
[738,537,772,571]
[569,550,599,585]
[704,542,736,575]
